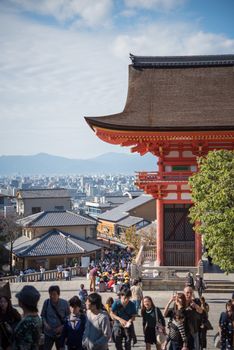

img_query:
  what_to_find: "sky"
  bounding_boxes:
[1,0,234,159]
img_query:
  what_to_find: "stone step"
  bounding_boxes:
[206,283,234,289]
[205,280,234,293]
[205,288,234,293]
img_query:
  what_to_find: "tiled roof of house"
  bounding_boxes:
[97,194,153,222]
[17,189,70,199]
[18,210,97,227]
[117,216,144,227]
[12,230,101,257]
[85,54,234,132]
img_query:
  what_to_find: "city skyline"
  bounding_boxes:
[1,0,234,159]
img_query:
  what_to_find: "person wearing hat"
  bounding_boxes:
[13,285,42,349]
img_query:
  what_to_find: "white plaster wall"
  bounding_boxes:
[166,151,179,157]
[164,193,177,200]
[181,193,192,200]
[182,151,194,157]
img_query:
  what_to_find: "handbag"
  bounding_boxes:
[203,319,213,330]
[155,307,167,345]
[214,332,220,348]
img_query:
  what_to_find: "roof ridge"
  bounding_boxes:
[58,231,85,252]
[130,53,234,68]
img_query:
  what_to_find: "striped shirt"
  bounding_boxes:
[168,320,187,344]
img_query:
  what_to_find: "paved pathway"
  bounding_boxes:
[9,276,234,350]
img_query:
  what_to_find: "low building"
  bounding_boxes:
[97,194,156,242]
[11,229,101,270]
[16,188,72,217]
[7,210,100,270]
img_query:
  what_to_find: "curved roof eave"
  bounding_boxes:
[85,116,234,132]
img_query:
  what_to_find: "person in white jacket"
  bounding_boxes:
[82,293,111,350]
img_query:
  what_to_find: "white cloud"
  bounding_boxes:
[8,0,113,27]
[124,0,187,11]
[0,3,234,158]
[112,23,234,58]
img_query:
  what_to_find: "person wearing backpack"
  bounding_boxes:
[111,288,137,350]
[41,285,70,350]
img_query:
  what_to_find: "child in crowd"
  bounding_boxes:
[78,284,88,309]
[61,296,86,350]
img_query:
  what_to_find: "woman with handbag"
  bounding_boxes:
[199,297,212,349]
[219,300,234,350]
[0,295,21,350]
[141,296,166,350]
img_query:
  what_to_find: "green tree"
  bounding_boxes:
[121,226,141,252]
[189,150,234,273]
[0,214,21,274]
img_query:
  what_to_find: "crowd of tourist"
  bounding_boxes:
[0,244,233,350]
[0,277,233,350]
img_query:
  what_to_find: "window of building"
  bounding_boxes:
[54,206,64,210]
[172,165,190,171]
[32,207,41,214]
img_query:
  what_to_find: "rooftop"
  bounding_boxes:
[17,188,70,199]
[98,194,154,222]
[130,53,234,68]
[85,54,234,133]
[10,229,101,257]
[18,210,97,227]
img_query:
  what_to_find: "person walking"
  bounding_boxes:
[199,297,212,350]
[194,274,206,298]
[89,266,98,292]
[40,266,45,281]
[78,284,88,309]
[130,279,143,316]
[162,309,188,350]
[219,300,234,350]
[141,295,166,350]
[61,296,86,350]
[183,286,203,350]
[13,285,42,350]
[82,292,111,350]
[111,288,137,350]
[41,285,70,350]
[0,295,21,349]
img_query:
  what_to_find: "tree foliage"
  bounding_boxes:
[121,226,141,251]
[189,150,234,273]
[0,214,21,273]
[121,224,156,254]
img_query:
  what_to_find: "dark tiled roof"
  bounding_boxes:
[17,189,70,199]
[85,54,234,132]
[130,54,234,68]
[98,194,153,222]
[12,230,101,257]
[19,210,97,227]
[117,216,144,227]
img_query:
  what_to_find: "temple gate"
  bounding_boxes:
[85,54,234,267]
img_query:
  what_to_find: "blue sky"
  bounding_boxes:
[0,0,234,159]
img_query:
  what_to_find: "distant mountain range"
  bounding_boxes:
[0,152,157,175]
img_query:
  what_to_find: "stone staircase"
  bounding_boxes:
[205,279,234,293]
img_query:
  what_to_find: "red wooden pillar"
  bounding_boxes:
[195,230,202,265]
[156,199,164,265]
